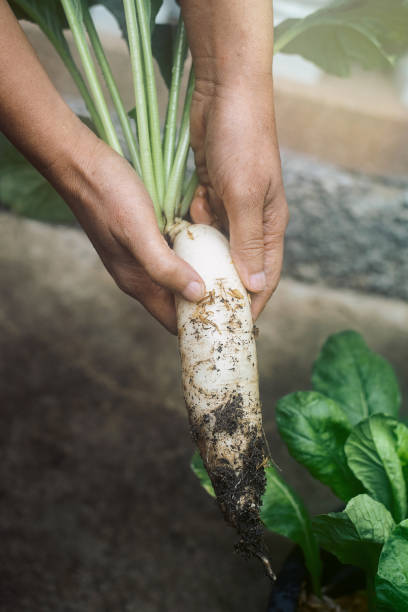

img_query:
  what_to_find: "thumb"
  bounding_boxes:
[115,190,206,303]
[227,195,266,294]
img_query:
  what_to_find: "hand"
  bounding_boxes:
[189,75,289,320]
[47,129,205,334]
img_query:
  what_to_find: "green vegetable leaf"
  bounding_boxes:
[261,464,322,594]
[276,391,363,501]
[0,133,74,224]
[9,0,69,45]
[393,421,408,509]
[345,415,407,523]
[395,422,408,470]
[274,0,408,77]
[313,494,395,574]
[152,23,177,89]
[312,331,400,426]
[190,451,215,498]
[376,519,408,611]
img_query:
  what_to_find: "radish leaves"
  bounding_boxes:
[0,132,74,224]
[190,451,215,498]
[345,415,407,523]
[276,391,362,501]
[376,520,408,611]
[260,464,322,595]
[313,494,395,574]
[274,0,408,76]
[312,330,400,426]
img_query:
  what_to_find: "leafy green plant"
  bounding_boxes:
[192,331,408,610]
[2,0,408,221]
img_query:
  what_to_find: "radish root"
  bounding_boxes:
[170,221,270,567]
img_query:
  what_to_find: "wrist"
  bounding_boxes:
[192,53,273,93]
[42,114,104,208]
[194,67,274,101]
[181,0,273,88]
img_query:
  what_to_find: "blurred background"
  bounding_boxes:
[1,1,407,610]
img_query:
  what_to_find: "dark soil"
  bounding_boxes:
[298,586,368,611]
[213,393,244,436]
[188,390,267,567]
[207,429,267,563]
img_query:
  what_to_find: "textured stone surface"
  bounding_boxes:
[281,150,408,300]
[0,213,407,611]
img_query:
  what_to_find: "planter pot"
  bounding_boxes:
[267,547,366,612]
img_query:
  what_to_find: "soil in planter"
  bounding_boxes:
[268,548,368,612]
[298,583,368,611]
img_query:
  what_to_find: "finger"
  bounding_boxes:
[189,185,222,229]
[207,185,229,232]
[251,196,289,319]
[115,266,178,334]
[226,184,266,294]
[250,231,285,321]
[112,181,206,303]
[142,287,178,335]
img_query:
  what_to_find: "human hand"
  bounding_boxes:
[47,129,205,334]
[188,74,289,321]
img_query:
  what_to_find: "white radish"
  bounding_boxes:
[170,221,269,566]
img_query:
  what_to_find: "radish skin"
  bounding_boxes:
[171,221,268,558]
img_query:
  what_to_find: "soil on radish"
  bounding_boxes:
[211,433,266,554]
[190,391,267,557]
[213,392,244,435]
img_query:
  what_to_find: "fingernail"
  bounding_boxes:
[183,280,205,302]
[249,271,266,293]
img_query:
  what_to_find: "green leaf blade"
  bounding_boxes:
[274,0,408,76]
[261,465,322,593]
[395,422,408,493]
[190,451,215,498]
[345,415,407,523]
[376,519,408,611]
[0,133,74,224]
[312,331,400,426]
[276,391,363,501]
[313,494,395,574]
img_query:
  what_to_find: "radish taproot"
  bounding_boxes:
[170,221,271,572]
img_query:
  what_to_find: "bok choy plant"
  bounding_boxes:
[194,330,408,610]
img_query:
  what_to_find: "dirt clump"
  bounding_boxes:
[213,392,244,436]
[210,432,267,556]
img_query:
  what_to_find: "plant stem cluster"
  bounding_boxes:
[49,0,197,232]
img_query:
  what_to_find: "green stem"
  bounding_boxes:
[163,68,195,226]
[61,0,123,155]
[366,571,377,612]
[134,0,165,206]
[178,170,199,219]
[163,18,187,184]
[57,45,107,140]
[83,7,142,173]
[11,0,105,140]
[123,0,162,227]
